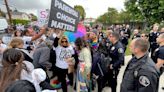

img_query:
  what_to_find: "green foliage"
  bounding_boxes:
[30,13,37,21]
[74,5,86,20]
[96,8,119,24]
[117,10,132,23]
[96,7,133,24]
[12,19,30,25]
[125,0,164,25]
[125,40,132,56]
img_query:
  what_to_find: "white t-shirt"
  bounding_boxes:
[22,36,33,49]
[0,44,7,49]
[55,45,75,69]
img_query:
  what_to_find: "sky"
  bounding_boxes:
[0,0,125,18]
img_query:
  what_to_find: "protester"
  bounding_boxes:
[22,26,46,51]
[121,38,160,92]
[0,49,34,92]
[33,39,52,83]
[13,30,23,37]
[33,39,52,69]
[8,38,33,63]
[88,31,98,50]
[53,30,75,92]
[75,37,92,92]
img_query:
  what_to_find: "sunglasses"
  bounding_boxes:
[141,36,145,37]
[61,40,68,43]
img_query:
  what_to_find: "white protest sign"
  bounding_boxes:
[37,9,49,27]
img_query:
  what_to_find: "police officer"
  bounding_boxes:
[153,32,164,65]
[123,24,131,39]
[121,38,160,92]
[120,31,128,52]
[108,32,124,92]
[153,33,164,90]
[149,23,160,60]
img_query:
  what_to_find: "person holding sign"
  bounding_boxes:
[53,29,75,92]
[22,26,46,51]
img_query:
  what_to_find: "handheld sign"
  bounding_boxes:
[48,0,80,32]
[37,9,49,27]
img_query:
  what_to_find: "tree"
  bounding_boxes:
[96,7,119,24]
[124,0,164,25]
[29,13,37,21]
[117,10,132,23]
[74,5,86,20]
[96,13,108,24]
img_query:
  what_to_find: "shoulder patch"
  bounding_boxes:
[118,48,124,53]
[139,76,150,87]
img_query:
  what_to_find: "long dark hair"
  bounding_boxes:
[0,49,24,92]
[75,37,88,51]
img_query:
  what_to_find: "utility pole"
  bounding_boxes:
[4,0,12,25]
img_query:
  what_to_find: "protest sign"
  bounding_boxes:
[37,9,49,27]
[48,0,80,32]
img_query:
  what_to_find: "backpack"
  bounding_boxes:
[99,53,111,74]
[91,51,111,76]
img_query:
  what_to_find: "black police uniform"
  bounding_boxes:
[149,32,160,59]
[120,36,128,52]
[109,41,124,92]
[124,28,131,38]
[121,54,160,92]
[152,46,164,73]
[152,46,164,63]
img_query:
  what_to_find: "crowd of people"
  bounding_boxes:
[0,23,163,92]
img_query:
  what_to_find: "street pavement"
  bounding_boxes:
[55,55,164,92]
